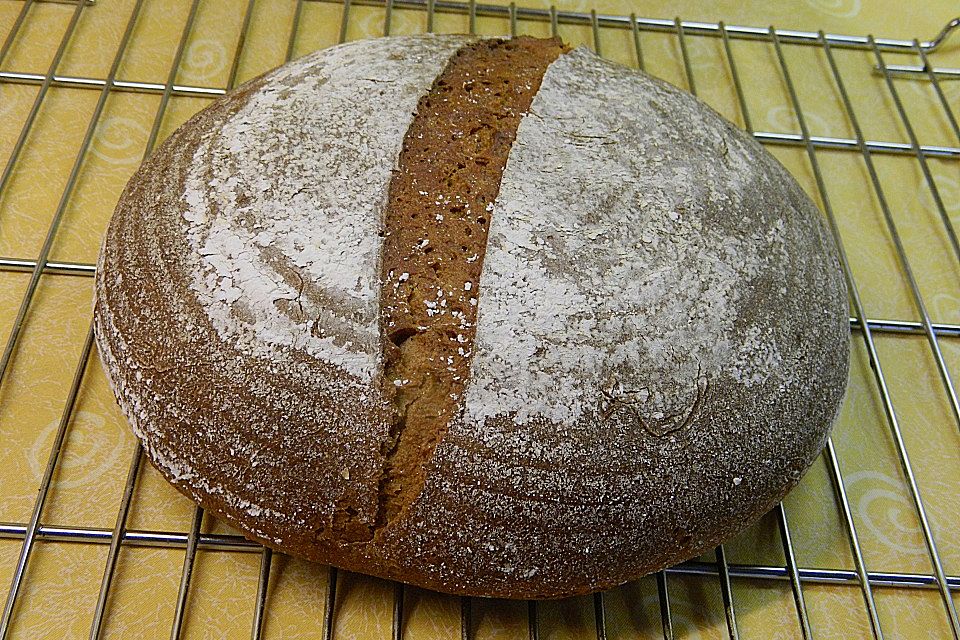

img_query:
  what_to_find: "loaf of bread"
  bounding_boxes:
[94,34,850,599]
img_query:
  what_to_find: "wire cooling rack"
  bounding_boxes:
[0,0,958,638]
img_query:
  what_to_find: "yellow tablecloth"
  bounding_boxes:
[0,0,958,637]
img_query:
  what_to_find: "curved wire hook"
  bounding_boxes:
[922,16,959,52]
[874,16,960,79]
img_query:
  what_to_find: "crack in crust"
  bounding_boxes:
[375,36,569,531]
[599,364,710,438]
[328,36,568,542]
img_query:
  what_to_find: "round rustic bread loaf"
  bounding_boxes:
[94,34,850,599]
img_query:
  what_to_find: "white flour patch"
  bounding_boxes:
[466,48,788,426]
[180,37,466,380]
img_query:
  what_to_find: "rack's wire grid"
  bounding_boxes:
[0,0,958,638]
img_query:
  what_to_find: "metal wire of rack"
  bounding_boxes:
[0,0,958,638]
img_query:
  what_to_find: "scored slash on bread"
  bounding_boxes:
[94,34,850,598]
[366,37,568,542]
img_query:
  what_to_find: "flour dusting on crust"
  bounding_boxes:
[466,48,794,427]
[95,37,850,599]
[180,37,466,380]
[390,45,848,597]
